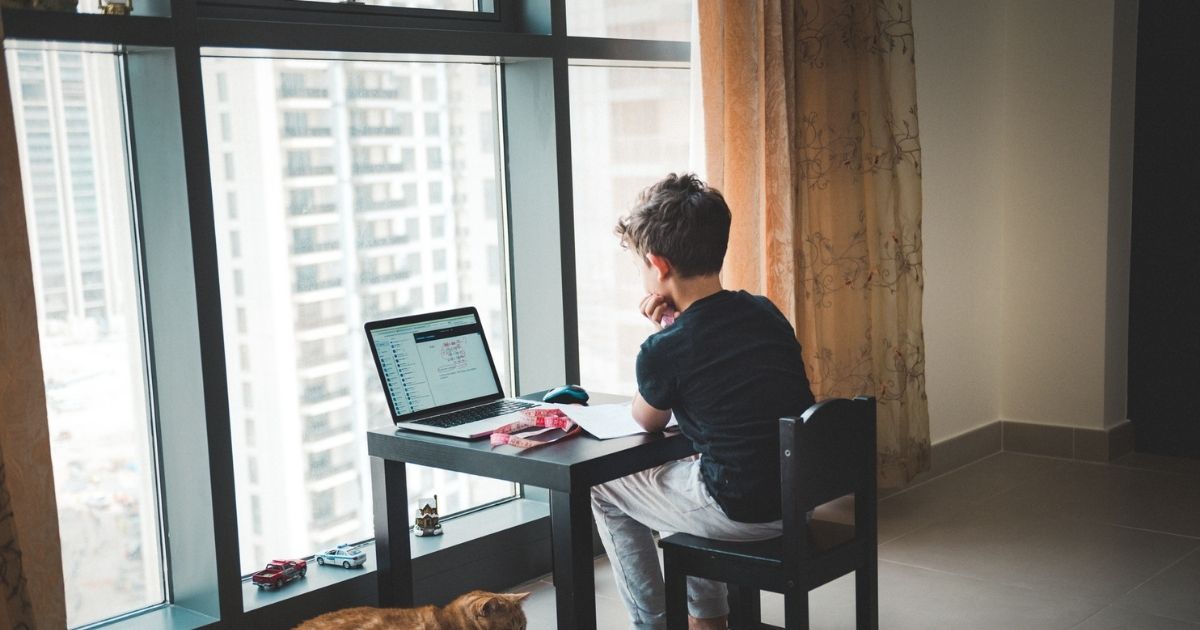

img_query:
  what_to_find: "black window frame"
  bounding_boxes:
[1,0,689,627]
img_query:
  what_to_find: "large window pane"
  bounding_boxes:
[567,0,692,41]
[201,55,514,575]
[74,0,171,16]
[570,65,691,395]
[7,48,163,627]
[294,0,477,10]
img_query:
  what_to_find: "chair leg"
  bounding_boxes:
[663,555,688,630]
[856,552,879,630]
[784,589,809,630]
[727,585,761,630]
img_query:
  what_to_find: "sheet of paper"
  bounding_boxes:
[558,402,678,440]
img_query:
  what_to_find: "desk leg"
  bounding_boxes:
[550,489,596,630]
[371,457,412,607]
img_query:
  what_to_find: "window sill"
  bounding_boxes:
[236,497,551,626]
[91,499,550,629]
[84,604,216,630]
[240,496,550,611]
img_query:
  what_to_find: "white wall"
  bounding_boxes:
[912,0,1006,442]
[914,0,1136,441]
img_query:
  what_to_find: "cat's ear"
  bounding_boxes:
[478,592,528,616]
[480,596,503,616]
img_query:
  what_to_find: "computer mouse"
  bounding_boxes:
[543,384,589,405]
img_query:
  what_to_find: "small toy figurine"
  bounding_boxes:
[98,0,131,15]
[414,495,443,537]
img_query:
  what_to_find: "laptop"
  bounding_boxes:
[365,307,541,439]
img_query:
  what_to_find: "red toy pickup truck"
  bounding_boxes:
[251,559,307,589]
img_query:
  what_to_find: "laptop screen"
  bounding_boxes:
[367,309,503,418]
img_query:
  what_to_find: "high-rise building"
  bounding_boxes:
[12,49,127,328]
[202,57,511,573]
[8,48,162,626]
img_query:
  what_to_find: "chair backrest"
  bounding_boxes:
[780,397,876,564]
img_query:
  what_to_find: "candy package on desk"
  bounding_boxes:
[490,408,581,450]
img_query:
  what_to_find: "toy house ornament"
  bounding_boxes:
[414,495,443,537]
[98,0,131,14]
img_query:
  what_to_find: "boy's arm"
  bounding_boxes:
[632,392,672,432]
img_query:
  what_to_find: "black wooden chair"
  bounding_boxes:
[658,397,878,630]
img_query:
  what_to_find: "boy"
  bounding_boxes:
[591,173,815,630]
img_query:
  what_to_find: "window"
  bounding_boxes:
[570,65,692,394]
[6,1,691,625]
[298,0,478,10]
[426,146,443,169]
[6,48,164,627]
[202,56,514,574]
[566,0,693,41]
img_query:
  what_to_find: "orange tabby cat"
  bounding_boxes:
[295,590,530,630]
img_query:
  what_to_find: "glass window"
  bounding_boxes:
[6,48,163,627]
[73,0,170,16]
[569,65,692,395]
[201,55,514,575]
[426,146,442,169]
[566,0,693,41]
[295,0,478,10]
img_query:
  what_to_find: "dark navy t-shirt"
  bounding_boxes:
[636,290,814,523]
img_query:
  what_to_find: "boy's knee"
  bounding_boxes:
[590,484,608,509]
[590,480,626,516]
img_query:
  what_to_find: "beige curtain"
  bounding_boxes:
[700,0,929,487]
[0,14,67,629]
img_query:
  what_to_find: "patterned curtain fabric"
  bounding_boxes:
[0,14,66,629]
[699,0,929,487]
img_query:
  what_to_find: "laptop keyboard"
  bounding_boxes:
[416,400,538,429]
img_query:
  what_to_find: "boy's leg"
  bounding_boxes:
[591,491,666,629]
[591,458,781,628]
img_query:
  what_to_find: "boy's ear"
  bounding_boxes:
[645,253,671,280]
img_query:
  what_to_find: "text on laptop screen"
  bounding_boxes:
[369,314,501,415]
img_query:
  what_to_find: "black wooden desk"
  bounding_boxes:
[366,393,694,630]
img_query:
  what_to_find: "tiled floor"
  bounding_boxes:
[507,451,1200,629]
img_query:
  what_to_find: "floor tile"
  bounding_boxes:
[760,561,1101,630]
[513,555,638,629]
[879,503,1199,601]
[877,452,1071,543]
[1072,606,1200,629]
[1114,549,1200,624]
[518,586,632,629]
[508,450,1200,629]
[1113,452,1200,477]
[989,461,1200,538]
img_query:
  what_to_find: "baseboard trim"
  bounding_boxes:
[1001,419,1135,462]
[897,418,1136,492]
[892,421,1002,492]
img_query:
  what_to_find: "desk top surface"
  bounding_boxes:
[366,391,696,491]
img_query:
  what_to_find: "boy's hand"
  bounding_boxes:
[639,293,676,331]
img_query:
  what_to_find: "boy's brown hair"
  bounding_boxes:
[614,173,731,277]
